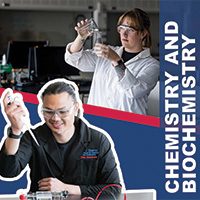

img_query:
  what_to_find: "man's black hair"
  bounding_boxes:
[41,81,77,102]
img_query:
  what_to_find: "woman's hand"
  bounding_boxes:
[75,19,93,40]
[93,43,121,63]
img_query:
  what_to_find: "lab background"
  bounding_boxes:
[0,0,160,117]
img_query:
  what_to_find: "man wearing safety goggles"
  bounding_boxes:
[65,8,159,115]
[0,79,123,199]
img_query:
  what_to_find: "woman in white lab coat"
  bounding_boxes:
[65,8,159,115]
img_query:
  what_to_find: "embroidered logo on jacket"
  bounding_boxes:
[80,149,99,159]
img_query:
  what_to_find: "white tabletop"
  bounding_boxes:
[0,189,156,200]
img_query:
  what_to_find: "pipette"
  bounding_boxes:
[26,126,40,146]
[7,94,40,146]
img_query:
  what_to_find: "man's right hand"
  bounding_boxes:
[2,88,29,135]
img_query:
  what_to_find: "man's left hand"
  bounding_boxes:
[38,177,65,192]
[38,177,81,195]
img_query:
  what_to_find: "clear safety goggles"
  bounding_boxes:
[42,105,74,119]
[117,25,137,34]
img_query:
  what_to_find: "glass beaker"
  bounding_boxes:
[87,18,99,33]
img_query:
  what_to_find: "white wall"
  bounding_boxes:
[0,0,159,12]
[0,0,159,56]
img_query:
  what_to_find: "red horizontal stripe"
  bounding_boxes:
[83,104,160,127]
[0,88,160,127]
[0,87,38,104]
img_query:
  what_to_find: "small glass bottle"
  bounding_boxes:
[26,193,37,200]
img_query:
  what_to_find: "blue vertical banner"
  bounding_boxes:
[160,0,200,199]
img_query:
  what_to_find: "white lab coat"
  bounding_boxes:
[65,45,159,115]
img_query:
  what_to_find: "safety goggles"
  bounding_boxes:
[117,25,137,34]
[42,105,74,119]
